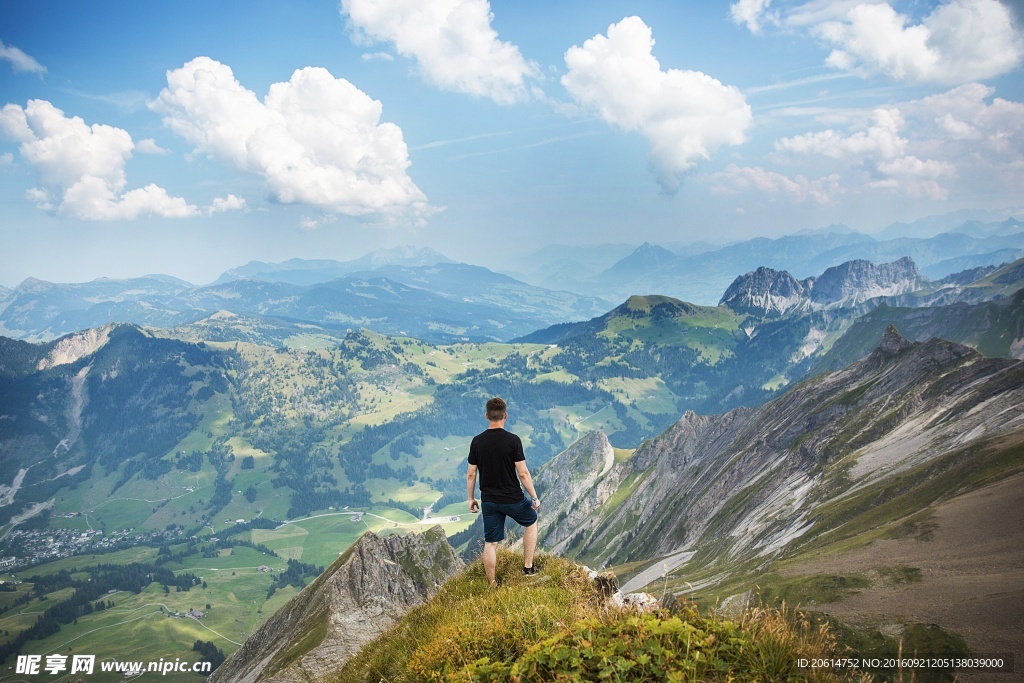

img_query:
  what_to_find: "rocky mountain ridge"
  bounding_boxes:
[720,257,924,316]
[535,326,1024,572]
[210,526,462,683]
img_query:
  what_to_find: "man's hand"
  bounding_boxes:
[469,499,479,513]
[530,497,540,510]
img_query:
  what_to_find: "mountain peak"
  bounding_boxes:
[876,324,914,355]
[719,267,808,317]
[210,527,462,683]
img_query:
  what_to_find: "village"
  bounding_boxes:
[0,523,189,571]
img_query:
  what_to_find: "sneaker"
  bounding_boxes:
[522,565,539,576]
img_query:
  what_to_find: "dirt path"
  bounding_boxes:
[782,473,1024,682]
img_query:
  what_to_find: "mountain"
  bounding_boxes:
[0,256,606,344]
[718,267,810,317]
[720,257,923,317]
[0,275,197,340]
[183,275,559,343]
[210,527,462,683]
[498,243,637,294]
[571,225,1022,306]
[0,323,228,524]
[871,208,1022,240]
[353,262,611,322]
[596,242,681,284]
[537,326,1024,566]
[534,327,1024,653]
[212,247,455,286]
[951,216,1024,238]
[809,287,1024,373]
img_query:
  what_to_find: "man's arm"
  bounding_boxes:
[515,461,540,509]
[466,463,479,513]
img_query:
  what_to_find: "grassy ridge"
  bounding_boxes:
[333,549,867,683]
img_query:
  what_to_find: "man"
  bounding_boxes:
[467,397,541,587]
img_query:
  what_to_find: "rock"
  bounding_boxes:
[209,527,463,683]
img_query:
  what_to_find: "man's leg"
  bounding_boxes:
[483,541,498,587]
[523,521,538,569]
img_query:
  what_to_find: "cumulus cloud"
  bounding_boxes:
[562,16,752,193]
[341,0,539,104]
[151,57,432,221]
[729,0,777,34]
[710,164,841,203]
[135,138,169,154]
[0,99,198,220]
[776,107,956,198]
[819,0,1022,82]
[205,194,247,215]
[738,0,1023,84]
[0,40,46,74]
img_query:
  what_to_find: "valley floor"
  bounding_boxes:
[781,472,1024,683]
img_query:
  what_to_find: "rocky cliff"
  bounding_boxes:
[536,326,1024,570]
[209,527,463,683]
[721,257,924,316]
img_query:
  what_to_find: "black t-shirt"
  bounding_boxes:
[468,428,526,504]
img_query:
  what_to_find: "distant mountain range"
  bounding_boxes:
[0,258,609,344]
[507,216,1024,305]
[212,246,456,286]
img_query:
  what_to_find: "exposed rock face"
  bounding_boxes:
[210,527,463,683]
[536,432,623,554]
[719,267,809,317]
[721,257,924,316]
[538,327,1024,570]
[810,257,922,306]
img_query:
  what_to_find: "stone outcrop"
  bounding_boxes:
[210,526,463,683]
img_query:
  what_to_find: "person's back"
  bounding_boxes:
[467,397,541,587]
[469,427,525,504]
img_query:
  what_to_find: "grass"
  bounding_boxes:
[332,548,869,683]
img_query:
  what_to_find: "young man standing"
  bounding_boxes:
[467,397,541,587]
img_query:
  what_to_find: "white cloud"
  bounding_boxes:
[151,57,433,221]
[0,152,12,166]
[729,0,777,34]
[776,107,907,160]
[0,40,46,74]
[738,0,1023,84]
[0,99,197,220]
[710,164,841,203]
[776,107,957,198]
[360,51,395,62]
[135,138,169,155]
[902,83,1024,189]
[561,16,752,193]
[341,0,539,104]
[205,194,247,215]
[815,0,1022,83]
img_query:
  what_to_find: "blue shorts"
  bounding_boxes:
[481,496,537,543]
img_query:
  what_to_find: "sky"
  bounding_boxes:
[1,0,1023,287]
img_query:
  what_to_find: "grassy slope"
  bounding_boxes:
[333,549,867,683]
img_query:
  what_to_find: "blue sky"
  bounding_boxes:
[1,0,1022,286]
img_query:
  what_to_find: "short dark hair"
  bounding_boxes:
[486,397,507,421]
